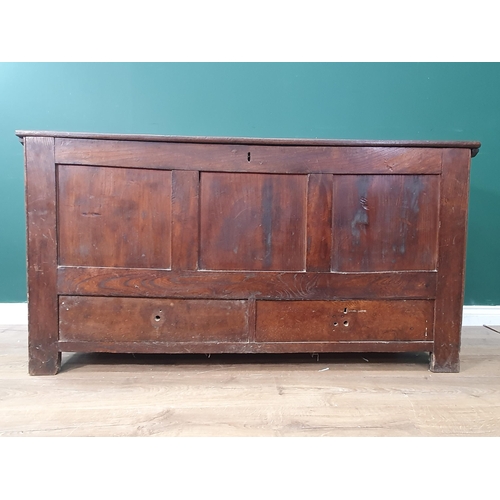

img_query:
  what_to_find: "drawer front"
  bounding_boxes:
[256,300,433,342]
[59,296,248,342]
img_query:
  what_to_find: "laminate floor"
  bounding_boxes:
[1,325,499,436]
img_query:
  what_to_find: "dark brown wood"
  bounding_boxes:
[57,268,437,300]
[59,296,249,342]
[431,149,471,373]
[306,174,333,271]
[20,131,478,374]
[16,129,481,151]
[25,137,60,375]
[248,297,257,343]
[256,300,434,342]
[171,170,199,270]
[54,139,444,175]
[333,175,440,272]
[199,172,307,271]
[57,339,434,354]
[58,165,172,269]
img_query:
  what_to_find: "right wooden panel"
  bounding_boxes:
[256,300,434,342]
[333,175,440,271]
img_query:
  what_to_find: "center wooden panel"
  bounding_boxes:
[58,165,172,269]
[199,172,307,271]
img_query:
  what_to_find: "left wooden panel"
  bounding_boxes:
[58,165,172,269]
[59,296,249,343]
[25,137,60,375]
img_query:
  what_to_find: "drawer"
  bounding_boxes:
[255,300,433,342]
[59,296,249,342]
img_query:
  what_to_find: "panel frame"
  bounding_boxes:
[57,340,435,354]
[171,170,200,271]
[57,267,438,300]
[25,137,61,375]
[54,138,443,174]
[306,174,333,272]
[431,149,472,373]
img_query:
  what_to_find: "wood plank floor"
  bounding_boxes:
[1,325,499,436]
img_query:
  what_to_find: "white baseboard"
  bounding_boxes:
[0,303,28,325]
[1,303,499,327]
[462,306,500,326]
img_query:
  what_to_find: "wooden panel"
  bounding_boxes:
[25,137,61,375]
[256,300,434,342]
[58,165,172,268]
[306,174,333,271]
[57,268,437,300]
[431,149,471,373]
[199,172,307,271]
[20,130,481,150]
[55,139,442,174]
[171,170,199,270]
[57,340,434,354]
[333,175,440,271]
[59,296,248,342]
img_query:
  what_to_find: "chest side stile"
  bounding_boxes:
[25,137,60,375]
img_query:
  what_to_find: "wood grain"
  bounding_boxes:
[256,300,434,342]
[54,139,443,174]
[59,296,249,343]
[56,268,438,300]
[171,170,199,270]
[199,172,307,271]
[333,175,440,271]
[58,165,172,269]
[56,340,434,354]
[431,149,471,372]
[306,174,333,271]
[16,129,481,151]
[20,131,478,375]
[25,137,60,375]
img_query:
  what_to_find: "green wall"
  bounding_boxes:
[1,63,498,304]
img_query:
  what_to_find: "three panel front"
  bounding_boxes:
[55,149,439,347]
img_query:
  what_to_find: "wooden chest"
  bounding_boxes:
[17,131,480,375]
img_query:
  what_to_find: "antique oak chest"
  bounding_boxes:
[17,131,480,375]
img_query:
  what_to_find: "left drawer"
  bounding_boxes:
[59,296,249,342]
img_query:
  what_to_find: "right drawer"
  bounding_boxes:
[255,300,434,342]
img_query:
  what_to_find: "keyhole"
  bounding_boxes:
[247,152,251,162]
